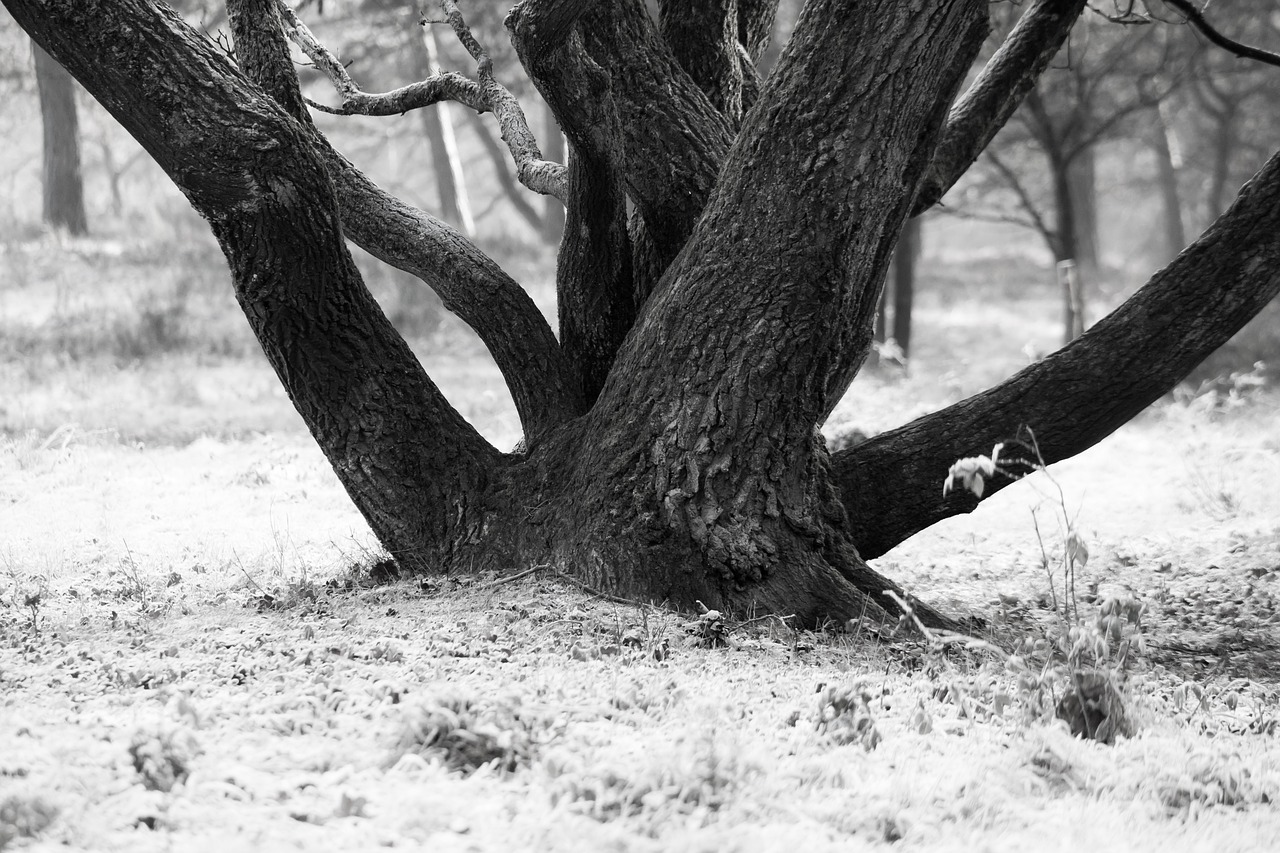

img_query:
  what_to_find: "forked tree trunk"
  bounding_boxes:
[10,0,1280,634]
[32,40,87,235]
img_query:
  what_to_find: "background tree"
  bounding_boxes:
[32,38,86,235]
[5,0,1280,633]
[947,9,1181,338]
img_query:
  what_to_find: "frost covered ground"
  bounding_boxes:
[2,240,1279,851]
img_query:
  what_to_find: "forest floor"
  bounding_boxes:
[1,236,1279,852]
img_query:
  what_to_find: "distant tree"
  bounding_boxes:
[410,18,475,236]
[1175,0,1280,229]
[32,38,86,234]
[7,0,1280,629]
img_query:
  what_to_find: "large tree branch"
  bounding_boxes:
[657,0,745,126]
[576,0,988,624]
[577,1,735,277]
[914,0,1089,214]
[276,3,489,115]
[7,0,502,565]
[507,1,636,402]
[737,0,779,62]
[838,148,1280,559]
[231,0,583,440]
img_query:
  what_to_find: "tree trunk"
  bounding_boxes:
[1067,147,1098,278]
[1152,104,1187,263]
[32,39,87,235]
[413,26,474,238]
[891,217,920,357]
[1206,104,1237,225]
[12,0,1280,638]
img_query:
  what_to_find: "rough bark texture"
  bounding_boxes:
[233,0,582,440]
[509,0,989,625]
[13,0,499,571]
[914,0,1088,214]
[12,0,1280,636]
[838,148,1280,560]
[658,0,744,126]
[33,40,87,235]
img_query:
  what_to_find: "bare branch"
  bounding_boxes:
[838,147,1280,559]
[276,2,488,115]
[914,0,1089,214]
[235,0,582,438]
[985,147,1059,248]
[1159,0,1280,68]
[438,0,568,202]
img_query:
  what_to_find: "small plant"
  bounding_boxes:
[129,726,202,792]
[688,602,728,648]
[0,794,59,849]
[943,427,1143,743]
[388,688,541,774]
[815,681,882,751]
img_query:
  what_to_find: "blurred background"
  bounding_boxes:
[2,0,1278,451]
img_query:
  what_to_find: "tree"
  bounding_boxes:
[7,0,1280,633]
[32,38,87,234]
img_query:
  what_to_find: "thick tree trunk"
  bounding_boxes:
[13,0,1280,638]
[32,40,87,235]
[837,147,1280,560]
[495,0,990,626]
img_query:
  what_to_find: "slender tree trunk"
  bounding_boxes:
[1067,147,1098,278]
[32,39,87,235]
[1050,148,1084,340]
[892,217,920,357]
[1151,104,1187,262]
[413,26,474,237]
[1206,105,1237,225]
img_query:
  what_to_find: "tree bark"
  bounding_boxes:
[13,0,1280,638]
[510,0,988,626]
[32,40,87,235]
[837,147,1280,560]
[14,0,502,571]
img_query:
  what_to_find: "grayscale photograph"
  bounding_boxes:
[1,1,1278,850]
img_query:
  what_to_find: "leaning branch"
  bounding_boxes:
[438,0,568,203]
[1160,0,1280,68]
[276,2,487,115]
[913,0,1089,214]
[240,0,582,438]
[838,147,1280,559]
